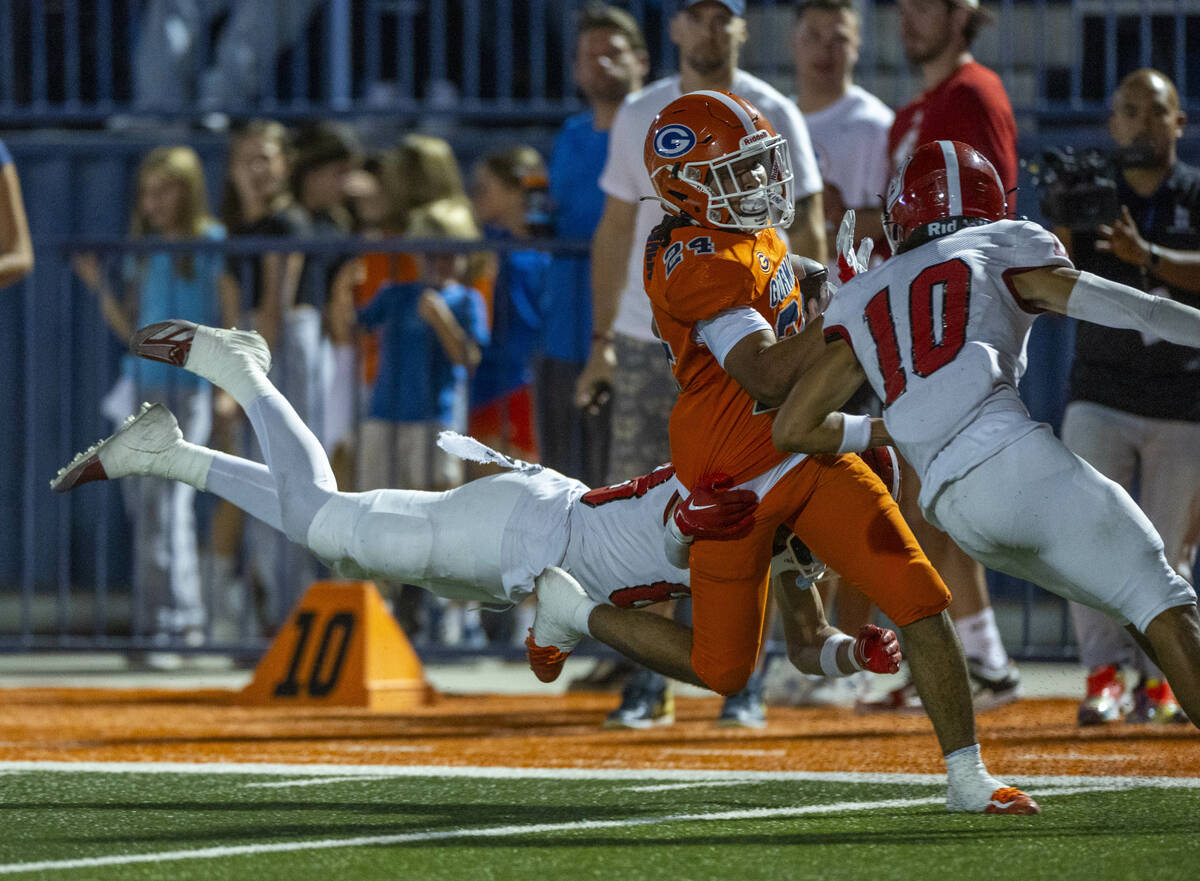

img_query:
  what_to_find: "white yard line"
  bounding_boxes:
[0,760,1197,789]
[626,780,762,792]
[244,775,394,789]
[0,796,947,875]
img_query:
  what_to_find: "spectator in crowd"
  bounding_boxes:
[863,0,1022,712]
[889,0,1017,202]
[217,119,313,634]
[358,205,490,647]
[349,134,479,474]
[573,0,825,729]
[540,2,649,489]
[793,0,892,263]
[72,146,226,664]
[357,206,487,496]
[240,121,359,630]
[468,146,551,464]
[0,137,34,288]
[1054,69,1200,726]
[203,119,300,638]
[782,0,893,707]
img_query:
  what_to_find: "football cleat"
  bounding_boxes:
[604,670,675,729]
[1077,664,1130,726]
[50,402,180,492]
[716,673,767,728]
[526,567,589,683]
[1126,676,1189,725]
[947,782,1041,814]
[967,657,1023,712]
[855,673,924,714]
[982,787,1041,815]
[130,320,271,387]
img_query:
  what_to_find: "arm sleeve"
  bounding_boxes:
[1067,271,1200,349]
[695,307,772,367]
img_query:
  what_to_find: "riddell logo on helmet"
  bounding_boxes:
[740,130,769,148]
[654,124,697,158]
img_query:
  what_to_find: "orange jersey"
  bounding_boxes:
[644,219,802,487]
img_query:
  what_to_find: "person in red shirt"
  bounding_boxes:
[865,0,1023,712]
[888,0,1017,208]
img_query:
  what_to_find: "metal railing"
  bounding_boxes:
[0,1,1196,125]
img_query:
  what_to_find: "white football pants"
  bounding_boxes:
[199,363,527,605]
[929,423,1197,633]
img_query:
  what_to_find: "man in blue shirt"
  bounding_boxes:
[539,3,648,488]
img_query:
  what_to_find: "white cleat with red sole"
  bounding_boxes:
[50,402,181,493]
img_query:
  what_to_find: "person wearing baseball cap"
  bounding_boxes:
[679,0,746,15]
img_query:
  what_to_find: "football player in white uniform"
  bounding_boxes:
[51,319,901,685]
[772,140,1200,728]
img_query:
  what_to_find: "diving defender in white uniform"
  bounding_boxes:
[51,318,900,684]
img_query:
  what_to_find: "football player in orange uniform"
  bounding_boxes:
[530,90,1037,814]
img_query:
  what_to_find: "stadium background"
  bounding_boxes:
[2,0,1199,658]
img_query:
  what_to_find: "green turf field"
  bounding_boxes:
[1,763,1197,880]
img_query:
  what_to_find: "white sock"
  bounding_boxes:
[572,595,597,638]
[187,328,273,409]
[158,440,215,491]
[954,607,1009,669]
[944,743,1002,805]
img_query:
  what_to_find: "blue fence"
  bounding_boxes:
[0,1,1197,124]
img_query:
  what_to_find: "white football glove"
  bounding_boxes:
[833,209,874,287]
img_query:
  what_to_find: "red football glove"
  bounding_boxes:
[673,474,758,541]
[853,624,902,674]
[859,445,901,502]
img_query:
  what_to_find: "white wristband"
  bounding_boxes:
[836,414,872,454]
[819,633,855,677]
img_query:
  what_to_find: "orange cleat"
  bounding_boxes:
[525,631,571,684]
[983,787,1041,815]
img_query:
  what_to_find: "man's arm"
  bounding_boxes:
[771,338,890,453]
[719,318,827,409]
[574,195,637,408]
[1010,264,1200,348]
[419,289,481,369]
[0,162,34,287]
[787,190,826,263]
[1096,205,1200,293]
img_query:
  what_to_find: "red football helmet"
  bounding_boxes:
[883,140,1007,253]
[644,89,794,232]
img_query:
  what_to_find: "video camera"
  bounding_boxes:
[1029,145,1156,231]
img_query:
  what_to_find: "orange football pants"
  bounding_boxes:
[688,453,951,695]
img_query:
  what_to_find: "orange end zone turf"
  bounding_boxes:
[239,580,434,710]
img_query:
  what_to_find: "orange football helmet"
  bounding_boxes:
[644,89,794,232]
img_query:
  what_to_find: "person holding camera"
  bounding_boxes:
[1054,68,1200,726]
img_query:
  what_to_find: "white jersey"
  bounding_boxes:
[821,219,1072,512]
[313,463,692,610]
[601,70,823,342]
[802,85,893,214]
